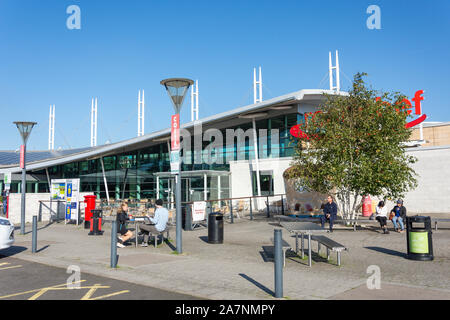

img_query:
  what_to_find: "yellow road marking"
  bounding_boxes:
[80,283,103,300]
[0,265,22,271]
[0,280,86,299]
[87,290,130,300]
[0,263,11,267]
[29,283,110,300]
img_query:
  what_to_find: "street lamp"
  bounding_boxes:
[161,78,193,254]
[13,121,37,235]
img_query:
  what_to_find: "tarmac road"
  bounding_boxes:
[0,255,201,300]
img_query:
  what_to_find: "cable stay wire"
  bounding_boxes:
[54,123,73,150]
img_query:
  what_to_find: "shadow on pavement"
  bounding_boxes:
[36,245,50,253]
[239,273,274,297]
[0,246,27,258]
[198,236,209,244]
[365,246,407,258]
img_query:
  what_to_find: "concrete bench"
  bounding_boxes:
[431,218,450,231]
[310,235,348,266]
[262,238,293,267]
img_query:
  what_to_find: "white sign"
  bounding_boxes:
[192,201,206,222]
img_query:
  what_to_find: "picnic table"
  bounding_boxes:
[280,221,328,267]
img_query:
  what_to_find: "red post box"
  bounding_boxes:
[84,195,97,229]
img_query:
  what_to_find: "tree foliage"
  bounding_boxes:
[285,73,418,219]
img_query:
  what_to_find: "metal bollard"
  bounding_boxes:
[266,196,270,218]
[110,221,117,268]
[249,198,253,220]
[32,216,37,253]
[274,229,283,298]
[229,200,234,224]
[281,195,285,215]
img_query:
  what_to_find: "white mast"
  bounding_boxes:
[253,67,262,103]
[191,80,199,121]
[138,90,145,137]
[91,98,98,147]
[329,50,340,92]
[48,104,55,150]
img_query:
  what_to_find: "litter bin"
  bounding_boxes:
[208,212,223,244]
[88,209,103,236]
[406,216,433,261]
[182,205,193,231]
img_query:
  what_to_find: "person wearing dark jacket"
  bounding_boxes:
[320,195,338,232]
[116,202,134,247]
[390,199,407,233]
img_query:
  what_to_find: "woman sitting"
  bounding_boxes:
[116,201,134,248]
[375,201,389,234]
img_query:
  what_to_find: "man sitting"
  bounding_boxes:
[138,199,169,247]
[320,195,338,233]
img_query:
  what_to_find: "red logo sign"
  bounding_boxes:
[171,114,180,151]
[290,90,426,139]
[19,145,25,169]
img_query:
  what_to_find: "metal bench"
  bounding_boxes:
[149,224,174,248]
[431,218,450,231]
[310,235,348,266]
[262,238,293,267]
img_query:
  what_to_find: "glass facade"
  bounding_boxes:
[11,113,299,202]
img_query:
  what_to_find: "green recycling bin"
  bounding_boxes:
[406,216,433,261]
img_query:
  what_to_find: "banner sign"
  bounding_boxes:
[19,145,25,169]
[192,201,207,222]
[3,172,11,184]
[170,150,180,174]
[171,114,180,151]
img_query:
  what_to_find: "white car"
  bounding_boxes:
[0,216,14,250]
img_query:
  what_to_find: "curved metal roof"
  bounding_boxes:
[0,89,346,173]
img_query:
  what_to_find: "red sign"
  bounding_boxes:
[19,145,25,169]
[290,90,427,139]
[171,114,180,150]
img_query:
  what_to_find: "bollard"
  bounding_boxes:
[281,195,285,215]
[249,198,253,220]
[266,196,270,218]
[229,200,234,224]
[110,221,117,268]
[32,216,37,253]
[274,229,283,298]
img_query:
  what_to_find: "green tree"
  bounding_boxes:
[285,73,418,219]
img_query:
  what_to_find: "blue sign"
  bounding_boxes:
[67,183,73,198]
[65,204,71,220]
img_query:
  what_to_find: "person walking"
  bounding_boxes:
[139,199,169,247]
[390,199,407,233]
[116,201,134,248]
[375,201,389,234]
[320,195,338,233]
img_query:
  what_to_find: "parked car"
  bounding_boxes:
[0,216,14,250]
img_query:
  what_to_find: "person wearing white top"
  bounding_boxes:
[375,201,389,234]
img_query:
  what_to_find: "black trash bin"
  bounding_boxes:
[88,209,103,236]
[406,216,433,261]
[208,212,223,244]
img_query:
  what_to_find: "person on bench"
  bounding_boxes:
[375,201,389,234]
[320,195,338,233]
[138,199,169,247]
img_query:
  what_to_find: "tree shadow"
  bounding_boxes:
[0,246,27,258]
[365,246,407,258]
[239,273,274,297]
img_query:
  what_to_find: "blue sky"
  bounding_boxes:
[0,0,449,151]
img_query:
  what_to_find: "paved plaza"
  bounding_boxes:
[2,214,450,300]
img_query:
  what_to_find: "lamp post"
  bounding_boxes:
[161,78,193,254]
[13,121,37,235]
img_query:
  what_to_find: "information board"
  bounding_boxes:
[192,201,206,222]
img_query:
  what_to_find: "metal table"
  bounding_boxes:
[280,221,328,267]
[130,216,151,247]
